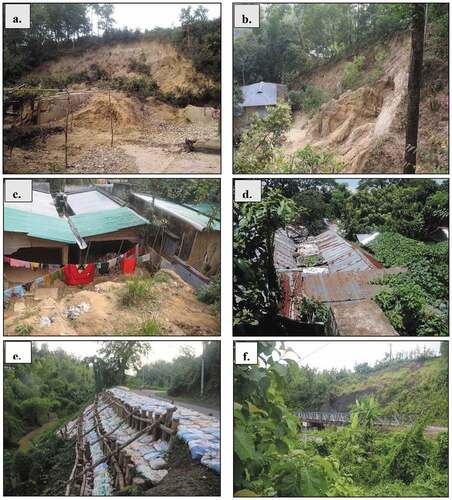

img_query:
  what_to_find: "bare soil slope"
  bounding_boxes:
[284,32,448,173]
[4,269,220,336]
[30,40,213,96]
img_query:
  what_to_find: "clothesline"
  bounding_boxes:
[4,245,152,302]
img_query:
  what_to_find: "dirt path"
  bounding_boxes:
[18,420,57,450]
[134,389,220,419]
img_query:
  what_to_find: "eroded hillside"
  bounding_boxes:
[30,39,215,96]
[284,31,448,172]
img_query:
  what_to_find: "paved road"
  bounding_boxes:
[133,389,220,420]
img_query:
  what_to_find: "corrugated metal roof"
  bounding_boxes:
[241,81,278,107]
[274,229,298,269]
[314,230,378,272]
[67,190,120,214]
[135,194,220,232]
[4,207,77,244]
[4,191,59,217]
[71,207,148,237]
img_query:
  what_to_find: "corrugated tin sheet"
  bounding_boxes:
[4,207,77,243]
[356,232,380,245]
[274,228,298,270]
[314,230,379,272]
[4,191,59,217]
[71,207,148,237]
[135,194,220,232]
[241,82,277,107]
[67,190,120,214]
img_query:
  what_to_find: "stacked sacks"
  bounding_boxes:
[83,405,113,496]
[107,387,220,474]
[97,404,169,485]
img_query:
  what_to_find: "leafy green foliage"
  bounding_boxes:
[341,55,365,91]
[299,297,329,323]
[234,343,449,496]
[289,84,329,114]
[369,232,448,335]
[235,104,292,173]
[233,190,297,332]
[197,275,221,312]
[4,344,95,447]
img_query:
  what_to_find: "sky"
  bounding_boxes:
[98,4,220,32]
[272,341,442,371]
[35,341,204,364]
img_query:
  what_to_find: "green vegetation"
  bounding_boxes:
[341,55,365,91]
[288,84,329,114]
[234,179,448,335]
[137,342,220,404]
[234,105,346,173]
[234,342,448,497]
[120,276,156,307]
[4,344,95,448]
[234,4,448,87]
[197,275,221,312]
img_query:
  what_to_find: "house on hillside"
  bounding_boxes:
[103,182,221,284]
[4,185,148,286]
[235,81,288,131]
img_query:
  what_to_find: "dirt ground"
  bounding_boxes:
[4,92,220,174]
[145,439,220,497]
[4,269,220,336]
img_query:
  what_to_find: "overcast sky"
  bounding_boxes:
[35,341,204,364]
[272,341,442,371]
[96,4,220,32]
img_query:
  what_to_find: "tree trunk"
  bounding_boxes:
[404,4,426,173]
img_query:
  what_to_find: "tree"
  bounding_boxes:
[404,4,426,173]
[94,341,151,389]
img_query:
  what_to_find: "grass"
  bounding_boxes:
[139,318,161,335]
[120,276,156,307]
[14,323,33,335]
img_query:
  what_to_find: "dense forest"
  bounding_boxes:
[4,341,220,496]
[4,3,220,104]
[233,179,449,335]
[234,342,449,496]
[234,3,449,173]
[234,3,447,85]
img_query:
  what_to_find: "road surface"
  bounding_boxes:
[133,389,220,420]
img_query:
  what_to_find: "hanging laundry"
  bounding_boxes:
[64,263,96,286]
[99,262,109,275]
[4,256,11,264]
[13,285,25,298]
[48,264,61,273]
[10,258,31,268]
[121,256,137,275]
[31,262,40,270]
[140,253,151,263]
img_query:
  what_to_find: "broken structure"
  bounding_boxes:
[276,225,400,336]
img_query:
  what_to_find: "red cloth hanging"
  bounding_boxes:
[121,256,137,275]
[63,264,96,286]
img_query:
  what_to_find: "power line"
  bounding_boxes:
[298,342,333,363]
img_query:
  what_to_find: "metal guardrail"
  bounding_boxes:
[295,410,413,426]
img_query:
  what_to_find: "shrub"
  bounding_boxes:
[139,318,160,335]
[120,277,154,306]
[289,145,346,173]
[341,55,365,91]
[299,296,329,323]
[128,54,151,75]
[197,275,220,311]
[289,84,328,115]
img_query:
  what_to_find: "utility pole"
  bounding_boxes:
[200,342,205,396]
